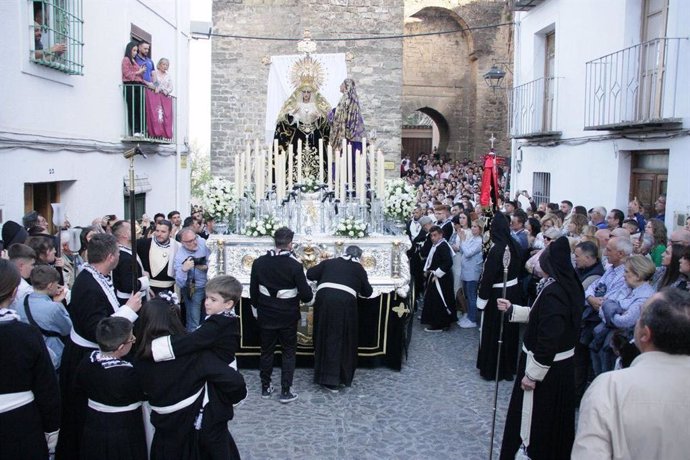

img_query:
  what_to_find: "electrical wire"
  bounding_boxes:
[201,21,515,42]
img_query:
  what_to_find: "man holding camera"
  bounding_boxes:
[174,228,211,331]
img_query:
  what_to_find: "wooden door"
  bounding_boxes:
[630,172,667,218]
[543,32,556,131]
[24,182,60,233]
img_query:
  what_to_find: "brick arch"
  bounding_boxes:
[403,6,479,159]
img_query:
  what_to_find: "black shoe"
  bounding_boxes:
[261,385,274,399]
[279,389,298,403]
[322,384,339,393]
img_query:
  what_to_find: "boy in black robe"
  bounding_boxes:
[76,317,146,460]
[420,225,457,331]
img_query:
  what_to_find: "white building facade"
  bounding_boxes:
[0,0,191,229]
[509,0,689,230]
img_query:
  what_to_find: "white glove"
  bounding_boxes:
[45,429,59,454]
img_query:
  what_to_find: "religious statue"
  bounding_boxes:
[329,78,366,154]
[274,55,331,180]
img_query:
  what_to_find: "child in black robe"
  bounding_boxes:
[76,317,146,460]
[136,296,246,460]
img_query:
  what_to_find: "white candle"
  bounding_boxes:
[340,150,347,202]
[368,143,374,199]
[278,152,286,201]
[245,143,251,197]
[334,148,340,200]
[297,139,303,185]
[377,150,385,199]
[234,154,241,201]
[318,138,324,185]
[357,150,364,204]
[256,150,263,205]
[327,145,333,191]
[288,144,294,191]
[346,144,352,197]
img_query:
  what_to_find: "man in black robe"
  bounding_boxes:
[476,212,523,381]
[56,234,143,459]
[111,220,146,305]
[420,225,457,331]
[137,219,178,295]
[250,227,313,403]
[307,245,373,392]
[497,236,583,459]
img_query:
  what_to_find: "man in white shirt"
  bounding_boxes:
[572,288,690,459]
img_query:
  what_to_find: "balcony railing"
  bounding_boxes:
[510,77,560,139]
[584,37,686,130]
[121,83,176,144]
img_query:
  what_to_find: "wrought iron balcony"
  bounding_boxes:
[121,83,176,144]
[510,77,561,139]
[584,37,686,131]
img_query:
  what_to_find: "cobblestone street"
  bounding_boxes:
[231,319,514,459]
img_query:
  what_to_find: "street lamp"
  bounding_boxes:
[483,65,506,90]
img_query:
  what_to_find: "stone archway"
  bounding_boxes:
[403,3,511,160]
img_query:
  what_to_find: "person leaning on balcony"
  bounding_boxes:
[121,41,154,136]
[152,58,173,96]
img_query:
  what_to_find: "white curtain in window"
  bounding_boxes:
[264,53,347,145]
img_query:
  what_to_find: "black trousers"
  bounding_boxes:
[259,322,297,391]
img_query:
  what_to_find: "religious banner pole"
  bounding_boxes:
[489,245,511,459]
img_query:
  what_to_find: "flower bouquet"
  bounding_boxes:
[201,177,237,222]
[299,177,323,193]
[244,215,283,237]
[334,217,369,239]
[383,178,417,222]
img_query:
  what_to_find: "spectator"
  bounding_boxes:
[134,40,154,83]
[457,220,483,329]
[652,244,687,291]
[572,288,690,459]
[174,228,211,331]
[152,58,173,95]
[652,194,666,221]
[122,41,151,137]
[17,265,72,370]
[606,209,624,229]
[643,219,667,266]
[627,198,646,234]
[589,206,607,229]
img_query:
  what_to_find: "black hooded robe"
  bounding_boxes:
[499,237,583,460]
[476,213,523,381]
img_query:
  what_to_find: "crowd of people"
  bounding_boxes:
[403,155,690,459]
[0,204,375,459]
[121,39,174,139]
[2,152,690,458]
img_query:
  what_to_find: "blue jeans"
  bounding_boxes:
[462,280,479,323]
[182,286,205,331]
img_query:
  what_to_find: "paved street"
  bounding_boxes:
[231,319,514,459]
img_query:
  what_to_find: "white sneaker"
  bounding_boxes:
[459,317,477,329]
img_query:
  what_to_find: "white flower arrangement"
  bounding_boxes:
[299,177,322,193]
[383,178,417,222]
[334,217,369,239]
[244,215,283,237]
[201,177,237,221]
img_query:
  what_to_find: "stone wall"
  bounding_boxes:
[211,0,404,177]
[403,0,512,160]
[210,0,511,175]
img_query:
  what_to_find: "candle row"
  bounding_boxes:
[234,139,386,204]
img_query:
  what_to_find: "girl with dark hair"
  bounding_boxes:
[644,219,667,266]
[497,237,584,459]
[135,297,246,460]
[653,244,687,290]
[526,217,541,250]
[0,259,60,459]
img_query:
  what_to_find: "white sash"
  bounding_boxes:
[149,384,208,415]
[258,285,298,299]
[317,282,356,298]
[70,328,99,349]
[88,399,143,413]
[0,391,34,413]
